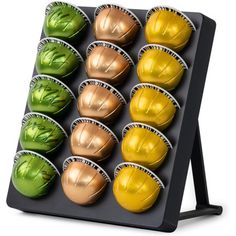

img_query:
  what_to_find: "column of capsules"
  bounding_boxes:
[11,2,89,199]
[113,6,196,213]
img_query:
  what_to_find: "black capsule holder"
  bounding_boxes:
[7,6,222,232]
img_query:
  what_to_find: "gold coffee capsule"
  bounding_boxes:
[70,118,118,162]
[129,83,180,130]
[85,41,134,85]
[137,44,188,91]
[93,4,142,47]
[77,79,126,124]
[113,162,164,213]
[145,6,196,52]
[121,122,172,170]
[61,156,111,205]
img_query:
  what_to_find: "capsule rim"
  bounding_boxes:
[70,117,119,143]
[146,6,196,31]
[22,112,68,138]
[122,122,172,149]
[31,74,76,100]
[63,156,111,182]
[78,79,127,105]
[86,40,134,66]
[114,162,165,189]
[45,1,91,24]
[14,150,60,176]
[130,83,180,108]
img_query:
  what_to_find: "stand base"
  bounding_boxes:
[179,205,223,220]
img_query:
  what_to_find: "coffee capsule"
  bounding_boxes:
[77,79,126,124]
[145,6,196,52]
[44,1,90,42]
[137,44,188,91]
[61,156,111,205]
[12,150,59,198]
[121,122,172,170]
[94,4,142,47]
[20,112,67,154]
[129,83,180,130]
[28,74,75,116]
[113,162,164,213]
[85,41,134,85]
[70,118,118,162]
[36,37,83,78]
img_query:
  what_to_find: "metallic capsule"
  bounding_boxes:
[145,6,196,52]
[113,162,164,213]
[28,74,75,116]
[137,44,188,91]
[93,4,142,47]
[77,80,126,124]
[129,84,180,131]
[44,1,90,42]
[121,122,172,170]
[70,118,118,162]
[20,112,67,154]
[61,156,110,205]
[85,41,133,85]
[36,37,83,79]
[12,150,59,198]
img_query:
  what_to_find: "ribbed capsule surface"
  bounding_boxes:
[70,121,117,162]
[12,151,58,198]
[61,161,108,205]
[28,75,74,116]
[93,7,140,47]
[43,2,90,42]
[36,38,81,78]
[121,125,170,170]
[145,7,195,52]
[20,113,66,154]
[78,83,124,124]
[85,46,131,85]
[129,87,177,130]
[137,47,186,90]
[113,165,162,213]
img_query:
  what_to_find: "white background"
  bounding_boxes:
[0,0,234,235]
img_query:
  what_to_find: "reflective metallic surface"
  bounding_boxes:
[121,123,171,170]
[129,85,178,130]
[113,163,164,213]
[36,38,82,78]
[93,5,141,47]
[70,119,117,162]
[20,112,67,154]
[137,45,187,90]
[28,75,75,116]
[61,157,110,205]
[77,80,125,124]
[85,44,131,85]
[44,2,90,42]
[145,7,195,52]
[12,150,59,198]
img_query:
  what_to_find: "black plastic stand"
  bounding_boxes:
[179,123,223,220]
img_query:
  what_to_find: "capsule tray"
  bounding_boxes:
[7,6,216,232]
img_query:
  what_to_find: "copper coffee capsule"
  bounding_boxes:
[93,4,142,47]
[85,41,134,85]
[61,156,111,205]
[113,162,164,213]
[129,83,180,130]
[70,118,118,162]
[145,6,196,52]
[121,122,172,170]
[137,44,188,91]
[77,79,126,124]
